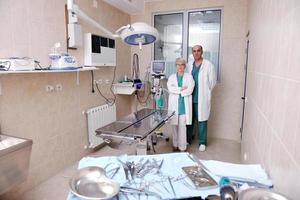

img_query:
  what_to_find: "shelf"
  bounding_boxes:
[0,67,99,85]
[0,67,98,74]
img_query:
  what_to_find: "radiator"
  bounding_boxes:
[86,103,116,149]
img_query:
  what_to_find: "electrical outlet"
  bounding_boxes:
[94,79,102,85]
[46,85,54,92]
[55,84,63,92]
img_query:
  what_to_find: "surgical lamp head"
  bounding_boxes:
[117,22,159,50]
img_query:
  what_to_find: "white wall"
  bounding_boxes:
[242,0,300,199]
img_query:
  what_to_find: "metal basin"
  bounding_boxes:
[0,136,26,151]
[69,166,120,200]
[239,188,290,200]
[0,134,32,195]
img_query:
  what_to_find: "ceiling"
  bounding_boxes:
[103,0,163,15]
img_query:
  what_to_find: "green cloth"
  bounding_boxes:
[177,74,185,115]
[191,62,201,103]
[156,95,164,109]
[186,103,207,145]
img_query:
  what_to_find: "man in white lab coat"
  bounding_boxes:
[187,45,216,152]
[167,58,195,152]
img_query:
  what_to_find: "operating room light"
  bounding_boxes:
[117,22,159,49]
[67,0,159,49]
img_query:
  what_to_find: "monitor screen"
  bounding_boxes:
[151,60,165,75]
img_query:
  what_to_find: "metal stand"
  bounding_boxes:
[135,140,147,155]
[151,75,170,146]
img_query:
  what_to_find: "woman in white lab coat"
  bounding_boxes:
[167,58,195,152]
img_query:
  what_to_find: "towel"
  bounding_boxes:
[67,153,220,200]
[202,160,273,187]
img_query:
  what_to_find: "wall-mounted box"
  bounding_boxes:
[68,23,83,48]
[84,33,116,67]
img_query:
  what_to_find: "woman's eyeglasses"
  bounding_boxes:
[192,50,202,53]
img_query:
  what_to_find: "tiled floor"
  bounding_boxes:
[2,137,241,200]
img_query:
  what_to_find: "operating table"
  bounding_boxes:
[95,108,175,153]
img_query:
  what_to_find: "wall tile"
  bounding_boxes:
[280,81,300,154]
[293,117,300,166]
[286,3,300,81]
[243,0,300,198]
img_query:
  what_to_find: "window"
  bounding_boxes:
[154,13,183,77]
[153,9,222,80]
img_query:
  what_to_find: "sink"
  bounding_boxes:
[0,134,33,195]
[0,136,26,151]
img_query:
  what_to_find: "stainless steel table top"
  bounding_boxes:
[96,108,174,141]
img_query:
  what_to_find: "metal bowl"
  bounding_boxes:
[239,188,289,200]
[69,166,120,200]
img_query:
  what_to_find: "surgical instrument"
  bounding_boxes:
[120,186,162,199]
[167,176,176,198]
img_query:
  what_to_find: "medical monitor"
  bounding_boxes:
[151,60,166,76]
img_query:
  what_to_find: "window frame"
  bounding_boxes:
[152,7,223,82]
[153,12,184,60]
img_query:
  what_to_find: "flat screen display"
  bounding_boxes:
[152,61,165,75]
